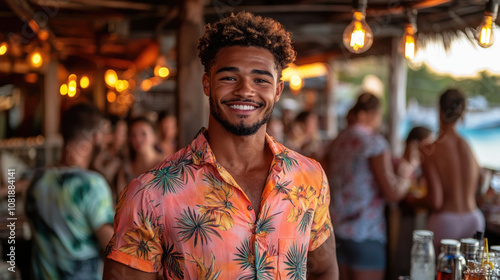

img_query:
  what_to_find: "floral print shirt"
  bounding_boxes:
[26,167,115,280]
[326,124,388,243]
[106,129,333,279]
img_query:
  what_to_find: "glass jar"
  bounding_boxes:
[437,239,466,280]
[410,230,436,280]
[462,238,480,262]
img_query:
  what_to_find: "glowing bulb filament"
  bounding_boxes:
[480,26,492,45]
[350,22,366,51]
[31,52,43,67]
[405,35,416,60]
[0,43,7,55]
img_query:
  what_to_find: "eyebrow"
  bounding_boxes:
[215,67,275,79]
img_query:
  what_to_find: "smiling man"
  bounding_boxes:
[103,12,338,280]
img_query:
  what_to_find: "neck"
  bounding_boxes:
[60,140,92,169]
[439,122,457,136]
[207,118,271,171]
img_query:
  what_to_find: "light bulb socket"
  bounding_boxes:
[484,0,498,19]
[404,9,418,33]
[353,0,368,14]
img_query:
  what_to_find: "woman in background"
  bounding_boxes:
[115,116,163,200]
[157,110,178,158]
[325,92,418,280]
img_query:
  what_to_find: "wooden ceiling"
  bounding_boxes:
[0,0,494,70]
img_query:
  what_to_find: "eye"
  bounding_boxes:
[219,76,236,81]
[255,78,271,84]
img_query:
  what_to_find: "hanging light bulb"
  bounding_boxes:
[289,74,303,92]
[398,10,418,60]
[343,0,373,54]
[105,69,118,87]
[0,42,7,55]
[80,75,90,89]
[476,0,498,48]
[29,49,43,68]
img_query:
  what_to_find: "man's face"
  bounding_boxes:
[202,46,284,136]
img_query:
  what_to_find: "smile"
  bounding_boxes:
[229,104,257,111]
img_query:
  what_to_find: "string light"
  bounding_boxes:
[399,10,418,60]
[80,76,89,89]
[60,84,68,96]
[0,42,7,55]
[29,50,43,68]
[476,0,498,48]
[343,0,373,54]
[105,69,118,87]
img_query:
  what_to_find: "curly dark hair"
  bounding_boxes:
[198,12,296,78]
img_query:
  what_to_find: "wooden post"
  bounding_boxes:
[388,36,407,156]
[387,35,408,280]
[176,0,207,147]
[325,58,338,139]
[43,55,60,164]
[94,66,106,112]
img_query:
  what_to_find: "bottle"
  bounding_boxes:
[461,238,480,264]
[437,239,466,280]
[410,230,436,280]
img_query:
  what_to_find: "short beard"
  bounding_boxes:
[209,96,273,136]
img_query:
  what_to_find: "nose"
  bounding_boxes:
[233,77,255,97]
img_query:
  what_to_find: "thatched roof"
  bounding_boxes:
[0,0,495,69]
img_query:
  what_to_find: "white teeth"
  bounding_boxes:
[229,104,256,111]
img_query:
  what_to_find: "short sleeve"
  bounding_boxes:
[85,174,115,231]
[364,134,388,158]
[308,168,333,251]
[105,178,164,273]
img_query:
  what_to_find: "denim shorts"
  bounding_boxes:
[336,237,386,270]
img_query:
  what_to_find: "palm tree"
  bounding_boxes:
[255,204,282,236]
[298,209,314,234]
[234,239,275,280]
[284,242,307,280]
[275,150,299,173]
[175,207,222,247]
[144,165,185,195]
[163,243,184,280]
[273,180,291,196]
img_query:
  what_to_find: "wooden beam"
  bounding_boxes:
[388,35,407,156]
[177,0,207,147]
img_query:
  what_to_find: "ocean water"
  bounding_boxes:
[459,126,500,170]
[401,120,500,170]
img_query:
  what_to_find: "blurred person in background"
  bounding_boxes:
[324,92,418,280]
[115,116,163,198]
[266,115,285,143]
[288,110,324,160]
[25,103,115,280]
[92,115,128,195]
[393,126,434,276]
[157,110,178,158]
[422,88,485,251]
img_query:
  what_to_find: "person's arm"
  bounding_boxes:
[103,259,158,280]
[95,224,114,253]
[369,150,414,202]
[307,234,339,280]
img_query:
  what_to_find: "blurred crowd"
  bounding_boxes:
[0,87,495,280]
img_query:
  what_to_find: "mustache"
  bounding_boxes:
[221,99,264,107]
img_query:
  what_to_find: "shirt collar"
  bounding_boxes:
[189,127,287,166]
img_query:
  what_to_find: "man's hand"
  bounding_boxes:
[307,234,339,280]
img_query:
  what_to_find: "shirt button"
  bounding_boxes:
[247,205,253,211]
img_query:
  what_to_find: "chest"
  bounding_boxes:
[229,169,270,215]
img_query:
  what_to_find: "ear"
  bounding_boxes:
[274,80,284,103]
[202,73,210,97]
